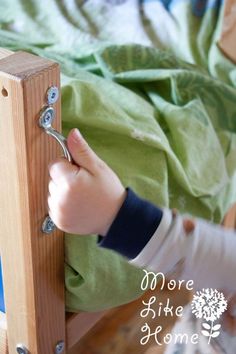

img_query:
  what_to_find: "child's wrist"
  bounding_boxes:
[99,188,127,236]
[98,188,164,259]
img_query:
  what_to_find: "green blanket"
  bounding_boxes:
[1,1,236,312]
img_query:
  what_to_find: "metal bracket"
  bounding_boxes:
[16,344,29,354]
[39,106,72,162]
[39,86,72,234]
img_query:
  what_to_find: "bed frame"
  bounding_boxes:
[0,48,107,354]
[0,3,235,351]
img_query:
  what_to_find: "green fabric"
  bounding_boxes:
[62,45,236,311]
[1,1,236,312]
[0,0,236,86]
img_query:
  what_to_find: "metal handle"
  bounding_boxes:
[39,87,72,234]
[39,106,72,162]
[45,126,72,162]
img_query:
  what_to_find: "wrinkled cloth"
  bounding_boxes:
[62,45,236,311]
[0,0,236,312]
[0,0,235,85]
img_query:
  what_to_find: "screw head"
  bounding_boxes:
[42,216,56,234]
[47,86,59,105]
[39,107,55,129]
[55,341,65,354]
[16,344,29,354]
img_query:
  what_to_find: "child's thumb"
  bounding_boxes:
[67,129,99,173]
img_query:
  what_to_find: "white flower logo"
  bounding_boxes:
[191,288,227,344]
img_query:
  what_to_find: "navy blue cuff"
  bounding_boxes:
[98,188,163,259]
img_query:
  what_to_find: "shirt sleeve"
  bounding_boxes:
[98,188,236,292]
[98,188,166,259]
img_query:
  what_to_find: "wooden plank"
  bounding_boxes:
[218,0,236,63]
[67,289,190,354]
[0,312,8,354]
[66,311,107,350]
[0,48,13,60]
[0,51,65,353]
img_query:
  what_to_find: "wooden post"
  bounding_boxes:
[0,51,65,353]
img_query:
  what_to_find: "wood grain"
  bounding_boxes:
[66,311,107,349]
[0,48,13,60]
[68,288,190,354]
[0,51,65,353]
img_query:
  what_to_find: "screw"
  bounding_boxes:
[47,86,59,105]
[39,107,55,129]
[16,344,29,354]
[44,112,52,123]
[55,341,65,354]
[42,216,56,234]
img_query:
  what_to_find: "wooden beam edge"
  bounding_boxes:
[66,311,107,349]
[0,48,13,60]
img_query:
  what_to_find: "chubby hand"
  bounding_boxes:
[48,128,126,236]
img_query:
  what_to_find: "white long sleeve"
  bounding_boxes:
[130,210,236,292]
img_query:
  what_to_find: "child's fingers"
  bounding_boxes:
[67,128,102,174]
[48,205,62,230]
[48,194,64,218]
[49,157,80,184]
[48,178,57,195]
[48,195,74,233]
[47,194,53,213]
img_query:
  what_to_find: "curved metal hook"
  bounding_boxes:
[39,104,72,234]
[45,127,72,162]
[38,106,72,162]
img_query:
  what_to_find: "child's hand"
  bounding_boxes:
[48,128,126,236]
